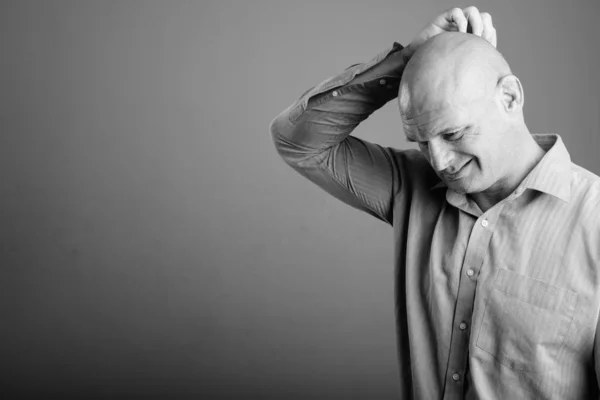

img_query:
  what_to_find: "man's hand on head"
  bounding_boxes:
[403,6,497,63]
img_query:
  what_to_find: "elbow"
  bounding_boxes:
[268,107,300,162]
[269,114,288,161]
[268,104,320,167]
[268,114,284,152]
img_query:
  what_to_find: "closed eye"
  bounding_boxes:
[442,130,464,141]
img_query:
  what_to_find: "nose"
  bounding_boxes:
[428,139,454,173]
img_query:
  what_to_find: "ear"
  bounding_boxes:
[496,74,524,113]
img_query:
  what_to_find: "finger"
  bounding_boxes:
[481,13,497,47]
[463,6,483,36]
[447,7,468,33]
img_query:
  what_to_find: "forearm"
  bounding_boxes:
[269,42,407,164]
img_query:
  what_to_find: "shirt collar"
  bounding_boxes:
[520,133,571,202]
[430,133,572,202]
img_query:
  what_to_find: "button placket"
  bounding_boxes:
[443,272,475,398]
[443,213,496,400]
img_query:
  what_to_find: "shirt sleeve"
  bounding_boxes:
[269,42,407,225]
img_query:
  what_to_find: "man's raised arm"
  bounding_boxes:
[269,42,407,224]
[269,7,496,225]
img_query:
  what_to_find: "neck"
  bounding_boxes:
[471,131,545,213]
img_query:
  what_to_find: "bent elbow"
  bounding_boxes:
[268,113,289,161]
[268,103,326,167]
[268,106,306,164]
[268,113,284,150]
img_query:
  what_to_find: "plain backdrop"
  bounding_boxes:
[1,0,598,398]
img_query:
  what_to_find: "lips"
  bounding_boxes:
[444,159,472,181]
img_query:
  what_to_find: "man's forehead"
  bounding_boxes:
[402,102,468,140]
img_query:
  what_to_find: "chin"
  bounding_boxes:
[448,178,481,194]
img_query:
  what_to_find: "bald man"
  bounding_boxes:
[269,7,600,400]
[400,32,545,213]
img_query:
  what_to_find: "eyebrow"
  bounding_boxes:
[405,126,464,143]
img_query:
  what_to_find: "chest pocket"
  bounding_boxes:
[476,268,578,371]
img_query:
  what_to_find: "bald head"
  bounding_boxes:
[399,32,512,119]
[396,31,537,202]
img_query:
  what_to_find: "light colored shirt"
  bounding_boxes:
[269,42,600,399]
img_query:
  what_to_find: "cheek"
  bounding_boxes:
[453,140,479,165]
[454,143,491,183]
[474,144,504,179]
[460,132,498,173]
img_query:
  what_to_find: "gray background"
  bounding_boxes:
[1,0,598,398]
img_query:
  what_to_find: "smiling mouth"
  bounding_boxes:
[444,159,472,181]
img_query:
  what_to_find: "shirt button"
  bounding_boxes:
[332,90,339,97]
[481,219,489,227]
[452,373,460,381]
[466,269,474,277]
[459,322,467,330]
[379,79,387,85]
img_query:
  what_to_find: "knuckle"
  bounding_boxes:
[463,5,479,14]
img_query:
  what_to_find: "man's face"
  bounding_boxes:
[402,92,508,194]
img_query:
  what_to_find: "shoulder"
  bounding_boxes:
[570,162,600,202]
[568,163,600,231]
